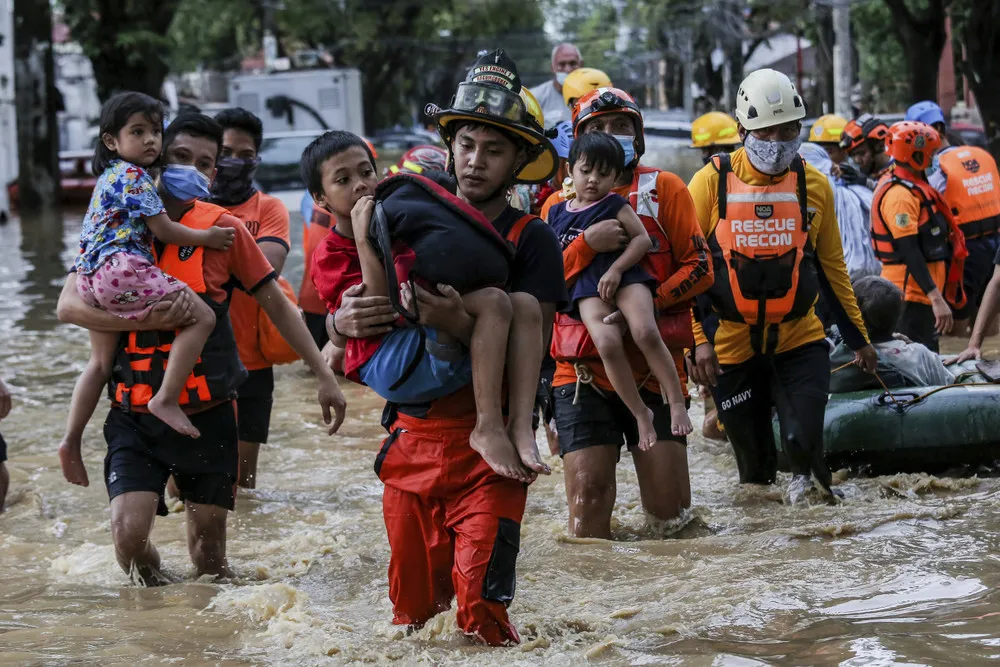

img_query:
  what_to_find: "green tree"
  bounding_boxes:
[881,0,951,104]
[852,0,909,111]
[60,0,183,100]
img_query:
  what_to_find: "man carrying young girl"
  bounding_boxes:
[540,87,714,539]
[56,111,345,585]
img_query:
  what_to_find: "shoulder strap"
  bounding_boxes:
[507,214,537,247]
[715,153,731,220]
[790,155,808,224]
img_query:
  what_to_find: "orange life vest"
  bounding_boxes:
[549,167,695,363]
[299,205,334,315]
[871,165,968,309]
[938,146,1000,239]
[704,154,818,351]
[108,201,246,412]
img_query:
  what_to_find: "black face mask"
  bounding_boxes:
[208,156,260,206]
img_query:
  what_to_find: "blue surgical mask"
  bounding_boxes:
[612,135,637,168]
[555,71,569,85]
[161,164,211,203]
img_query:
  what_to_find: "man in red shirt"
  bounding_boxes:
[56,114,345,585]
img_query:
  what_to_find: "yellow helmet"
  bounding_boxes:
[690,111,740,148]
[520,87,545,133]
[562,67,613,106]
[809,114,849,144]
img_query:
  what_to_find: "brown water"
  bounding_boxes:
[3,194,1000,666]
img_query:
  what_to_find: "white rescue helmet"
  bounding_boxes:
[734,69,806,131]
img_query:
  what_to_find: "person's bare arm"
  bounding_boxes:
[254,279,346,434]
[598,206,653,301]
[401,282,474,346]
[259,241,288,275]
[349,196,389,299]
[57,272,198,332]
[609,205,653,273]
[145,212,235,250]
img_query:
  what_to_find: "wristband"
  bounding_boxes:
[330,313,345,338]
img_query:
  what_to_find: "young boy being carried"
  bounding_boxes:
[304,131,549,482]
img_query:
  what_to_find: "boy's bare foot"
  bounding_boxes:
[470,424,534,483]
[58,438,90,486]
[636,407,657,451]
[147,395,200,438]
[509,425,550,476]
[0,462,8,512]
[670,403,693,437]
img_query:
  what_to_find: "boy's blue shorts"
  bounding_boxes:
[359,327,472,404]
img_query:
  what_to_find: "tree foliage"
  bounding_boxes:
[60,0,183,101]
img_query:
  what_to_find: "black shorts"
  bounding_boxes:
[103,402,239,516]
[304,311,329,350]
[955,235,1000,319]
[0,431,6,462]
[236,367,275,443]
[553,382,687,457]
[898,302,938,353]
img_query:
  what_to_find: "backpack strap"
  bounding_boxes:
[506,213,536,248]
[715,153,731,220]
[790,155,809,228]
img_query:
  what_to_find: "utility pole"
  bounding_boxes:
[832,0,853,118]
[13,0,58,215]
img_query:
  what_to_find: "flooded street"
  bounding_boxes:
[2,191,1000,666]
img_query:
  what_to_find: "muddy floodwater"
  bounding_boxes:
[2,183,1000,665]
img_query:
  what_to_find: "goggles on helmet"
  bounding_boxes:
[589,89,640,115]
[451,82,527,125]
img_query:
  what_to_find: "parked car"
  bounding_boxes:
[7,149,97,207]
[255,130,327,192]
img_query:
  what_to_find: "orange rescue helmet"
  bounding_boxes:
[840,114,889,153]
[884,120,941,171]
[571,87,645,163]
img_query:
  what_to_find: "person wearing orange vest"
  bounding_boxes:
[207,108,294,490]
[56,113,346,585]
[870,121,968,352]
[905,102,1000,337]
[687,69,876,505]
[539,87,714,537]
[325,50,566,646]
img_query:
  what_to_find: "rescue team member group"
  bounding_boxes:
[27,39,993,647]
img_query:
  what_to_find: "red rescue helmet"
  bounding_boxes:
[386,145,448,176]
[571,87,645,164]
[884,120,941,171]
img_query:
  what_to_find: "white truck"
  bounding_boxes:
[227,68,365,135]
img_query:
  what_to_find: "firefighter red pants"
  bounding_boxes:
[376,413,527,646]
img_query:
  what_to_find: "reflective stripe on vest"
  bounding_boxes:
[110,201,244,411]
[707,153,817,331]
[939,146,1000,239]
